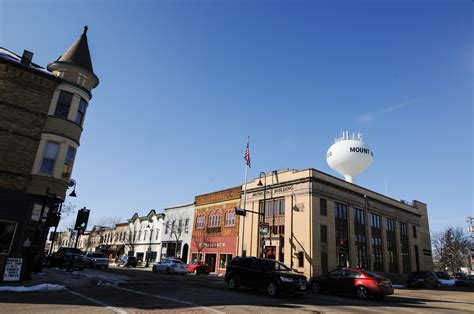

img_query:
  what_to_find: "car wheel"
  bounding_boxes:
[310,281,320,294]
[356,286,369,300]
[267,281,278,297]
[165,268,170,274]
[152,266,156,273]
[228,275,239,290]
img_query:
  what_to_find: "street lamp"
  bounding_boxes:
[145,224,153,268]
[68,179,77,197]
[257,172,267,258]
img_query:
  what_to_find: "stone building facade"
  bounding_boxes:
[190,187,241,275]
[0,27,99,281]
[240,168,433,281]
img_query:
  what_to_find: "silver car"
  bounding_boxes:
[85,252,109,268]
[152,258,187,275]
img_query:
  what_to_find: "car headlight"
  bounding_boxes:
[280,276,294,282]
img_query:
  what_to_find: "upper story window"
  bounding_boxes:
[54,91,73,119]
[354,208,365,225]
[195,215,204,229]
[320,198,327,216]
[184,218,190,233]
[412,225,417,238]
[371,213,381,229]
[62,146,76,179]
[75,98,87,126]
[40,141,60,175]
[385,217,395,232]
[178,219,183,233]
[335,202,347,220]
[215,210,222,227]
[225,209,236,226]
[165,222,169,234]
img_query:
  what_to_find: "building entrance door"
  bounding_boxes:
[205,253,217,273]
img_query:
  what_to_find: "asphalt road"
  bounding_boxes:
[1,267,473,313]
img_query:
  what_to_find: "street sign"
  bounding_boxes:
[235,208,246,216]
[3,258,23,281]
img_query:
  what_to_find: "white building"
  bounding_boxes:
[161,203,194,264]
[126,210,165,265]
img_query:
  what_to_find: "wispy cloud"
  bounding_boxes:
[357,100,414,124]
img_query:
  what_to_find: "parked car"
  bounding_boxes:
[85,252,109,268]
[435,271,451,280]
[308,268,393,300]
[48,247,86,270]
[152,258,188,275]
[225,256,307,297]
[117,255,137,267]
[187,260,210,275]
[455,274,474,287]
[406,271,439,288]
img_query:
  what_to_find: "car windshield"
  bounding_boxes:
[266,260,291,272]
[361,270,384,279]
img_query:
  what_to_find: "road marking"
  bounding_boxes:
[111,285,224,313]
[66,288,128,314]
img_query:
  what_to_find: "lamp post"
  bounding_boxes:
[257,172,267,258]
[290,192,299,270]
[145,224,153,267]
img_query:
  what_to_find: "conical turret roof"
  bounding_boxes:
[53,26,94,73]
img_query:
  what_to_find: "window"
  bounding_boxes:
[185,218,190,233]
[155,229,159,240]
[354,208,368,268]
[400,222,411,274]
[320,198,327,216]
[386,217,398,273]
[412,225,417,238]
[165,222,169,234]
[54,91,73,118]
[40,141,60,175]
[0,220,17,254]
[370,213,383,271]
[225,210,235,226]
[320,225,327,243]
[215,210,222,227]
[297,251,304,267]
[335,202,348,266]
[259,198,285,217]
[196,215,204,229]
[219,254,233,269]
[75,98,87,126]
[178,219,183,234]
[62,146,76,178]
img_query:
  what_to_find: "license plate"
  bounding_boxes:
[300,285,306,290]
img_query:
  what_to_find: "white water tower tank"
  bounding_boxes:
[326,131,373,183]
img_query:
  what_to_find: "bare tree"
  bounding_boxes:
[432,226,470,273]
[123,228,136,256]
[167,212,185,258]
[61,202,76,219]
[191,232,210,262]
[95,216,122,228]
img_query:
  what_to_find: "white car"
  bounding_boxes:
[152,258,188,275]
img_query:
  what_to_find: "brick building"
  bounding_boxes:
[0,27,99,281]
[190,187,241,275]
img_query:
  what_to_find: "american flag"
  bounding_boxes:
[244,140,251,168]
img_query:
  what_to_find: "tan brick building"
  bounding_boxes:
[240,168,433,281]
[0,27,99,280]
[190,186,241,275]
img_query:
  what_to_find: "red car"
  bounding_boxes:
[187,261,210,275]
[308,268,394,300]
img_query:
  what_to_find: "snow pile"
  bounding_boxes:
[0,284,65,292]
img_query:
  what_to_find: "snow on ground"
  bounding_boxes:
[0,284,65,292]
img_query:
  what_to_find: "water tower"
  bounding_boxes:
[326,131,373,183]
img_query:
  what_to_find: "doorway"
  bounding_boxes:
[205,253,217,273]
[182,244,189,264]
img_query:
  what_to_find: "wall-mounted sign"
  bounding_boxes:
[252,185,294,197]
[3,258,23,282]
[201,242,225,248]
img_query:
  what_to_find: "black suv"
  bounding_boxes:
[48,247,86,270]
[407,271,439,288]
[225,257,307,296]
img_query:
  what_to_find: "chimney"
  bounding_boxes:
[20,50,33,65]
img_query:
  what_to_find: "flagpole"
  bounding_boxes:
[241,136,250,256]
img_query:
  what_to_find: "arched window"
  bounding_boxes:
[225,209,236,226]
[216,209,222,227]
[209,210,215,227]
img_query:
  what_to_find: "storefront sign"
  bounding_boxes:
[201,242,225,248]
[252,185,294,197]
[3,258,23,282]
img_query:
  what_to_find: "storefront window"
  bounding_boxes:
[0,221,16,254]
[219,254,233,269]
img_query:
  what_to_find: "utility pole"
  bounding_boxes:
[467,217,474,272]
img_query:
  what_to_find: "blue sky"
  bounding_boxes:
[1,0,472,233]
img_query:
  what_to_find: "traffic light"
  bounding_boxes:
[338,239,347,255]
[235,207,246,216]
[74,208,90,234]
